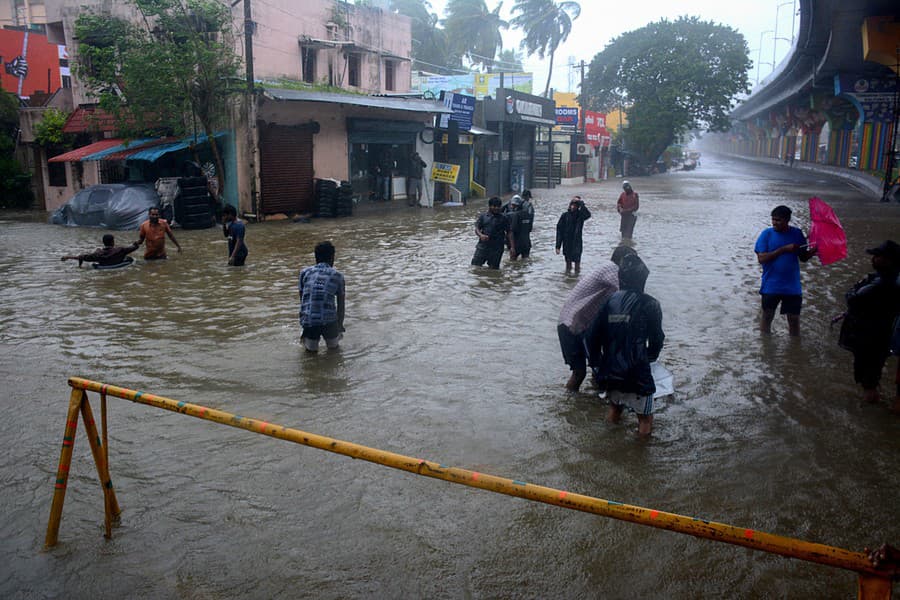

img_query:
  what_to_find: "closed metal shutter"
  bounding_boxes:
[259,124,314,215]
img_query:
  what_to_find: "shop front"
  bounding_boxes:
[478,89,556,196]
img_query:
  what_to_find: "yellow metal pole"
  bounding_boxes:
[79,395,119,536]
[45,388,83,548]
[64,377,894,591]
[858,573,893,600]
[100,391,111,538]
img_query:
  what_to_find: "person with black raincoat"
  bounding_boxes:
[555,196,591,273]
[586,253,665,436]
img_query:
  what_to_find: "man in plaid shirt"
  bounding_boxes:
[299,241,345,352]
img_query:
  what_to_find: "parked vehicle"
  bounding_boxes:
[50,183,159,230]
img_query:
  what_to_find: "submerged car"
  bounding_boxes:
[50,183,159,230]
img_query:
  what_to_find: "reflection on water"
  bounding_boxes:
[1,155,899,598]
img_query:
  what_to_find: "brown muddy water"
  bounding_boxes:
[1,154,898,598]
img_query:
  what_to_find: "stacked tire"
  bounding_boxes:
[336,181,353,217]
[315,179,353,218]
[315,179,337,218]
[175,176,215,229]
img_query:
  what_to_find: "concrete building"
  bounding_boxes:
[27,0,448,217]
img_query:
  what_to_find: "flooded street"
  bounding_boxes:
[2,154,899,598]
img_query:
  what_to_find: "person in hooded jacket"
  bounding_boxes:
[586,253,665,436]
[556,196,591,273]
[506,194,533,260]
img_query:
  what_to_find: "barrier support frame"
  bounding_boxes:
[46,378,895,598]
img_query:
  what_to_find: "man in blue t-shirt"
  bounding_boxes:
[223,205,248,266]
[754,205,817,336]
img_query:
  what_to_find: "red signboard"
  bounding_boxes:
[584,110,610,147]
[0,29,66,98]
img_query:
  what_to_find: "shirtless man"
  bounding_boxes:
[138,207,181,259]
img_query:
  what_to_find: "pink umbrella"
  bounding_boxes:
[807,197,847,266]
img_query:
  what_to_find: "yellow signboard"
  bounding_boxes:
[431,162,460,184]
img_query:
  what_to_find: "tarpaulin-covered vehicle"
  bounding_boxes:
[49,184,159,230]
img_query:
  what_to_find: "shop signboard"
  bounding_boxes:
[555,107,579,131]
[432,162,460,184]
[584,110,611,147]
[438,91,476,131]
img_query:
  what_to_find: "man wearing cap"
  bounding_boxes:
[754,205,817,336]
[472,196,514,269]
[617,181,639,239]
[839,240,900,409]
[506,194,533,260]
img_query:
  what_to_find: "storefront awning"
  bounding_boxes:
[48,139,125,162]
[47,132,228,163]
[263,88,452,114]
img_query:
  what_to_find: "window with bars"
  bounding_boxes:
[384,60,394,91]
[301,47,316,84]
[348,53,360,87]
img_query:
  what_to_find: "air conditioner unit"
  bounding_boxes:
[576,143,591,156]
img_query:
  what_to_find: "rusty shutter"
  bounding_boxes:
[259,123,314,215]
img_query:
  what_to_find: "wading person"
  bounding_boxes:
[556,196,591,273]
[222,205,248,267]
[506,195,533,260]
[754,205,816,336]
[472,196,514,269]
[838,240,900,408]
[557,245,635,392]
[61,234,139,268]
[617,181,639,239]
[138,206,181,260]
[407,151,427,206]
[298,241,345,352]
[586,253,665,437]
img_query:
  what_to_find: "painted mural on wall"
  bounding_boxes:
[0,29,67,99]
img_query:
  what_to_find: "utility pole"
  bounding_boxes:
[578,60,585,134]
[243,0,259,216]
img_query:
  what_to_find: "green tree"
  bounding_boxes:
[74,0,242,196]
[495,48,524,72]
[581,16,750,165]
[33,109,72,148]
[0,91,33,208]
[442,0,508,72]
[510,0,580,97]
[391,0,462,73]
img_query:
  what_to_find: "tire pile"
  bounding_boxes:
[315,179,353,218]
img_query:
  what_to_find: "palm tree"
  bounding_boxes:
[392,0,462,73]
[442,0,508,72]
[510,0,580,96]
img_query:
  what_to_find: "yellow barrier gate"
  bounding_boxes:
[47,378,895,598]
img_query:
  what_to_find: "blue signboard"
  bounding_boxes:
[438,91,476,131]
[555,106,579,129]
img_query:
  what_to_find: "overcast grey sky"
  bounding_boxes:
[425,0,799,94]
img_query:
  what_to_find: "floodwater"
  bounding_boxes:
[1,154,899,598]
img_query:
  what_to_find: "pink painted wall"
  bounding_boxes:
[243,0,411,93]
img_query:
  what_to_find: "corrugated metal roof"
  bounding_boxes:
[263,88,452,114]
[126,132,227,162]
[82,138,160,161]
[102,137,179,161]
[47,139,125,162]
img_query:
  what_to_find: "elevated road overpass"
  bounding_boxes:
[712,0,899,197]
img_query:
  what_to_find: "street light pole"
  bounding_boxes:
[773,0,794,70]
[757,30,773,86]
